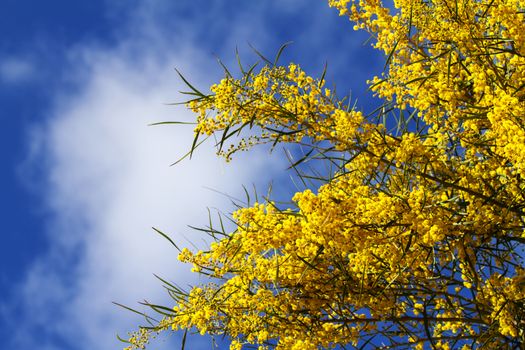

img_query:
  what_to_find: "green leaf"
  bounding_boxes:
[181,328,188,350]
[319,61,328,89]
[273,41,293,66]
[152,227,181,252]
[248,42,272,65]
[113,302,159,323]
[175,68,205,97]
[149,121,196,126]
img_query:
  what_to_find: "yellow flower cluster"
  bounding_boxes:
[330,0,525,176]
[477,271,525,338]
[123,328,151,350]
[188,63,367,160]
[124,0,525,348]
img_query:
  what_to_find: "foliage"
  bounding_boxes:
[122,0,525,348]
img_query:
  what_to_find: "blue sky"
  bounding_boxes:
[0,1,382,349]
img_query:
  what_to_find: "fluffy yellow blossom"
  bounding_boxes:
[123,0,525,348]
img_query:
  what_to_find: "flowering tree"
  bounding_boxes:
[123,0,525,348]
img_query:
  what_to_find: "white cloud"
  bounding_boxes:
[9,11,286,350]
[17,52,282,349]
[5,1,379,349]
[0,57,35,84]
